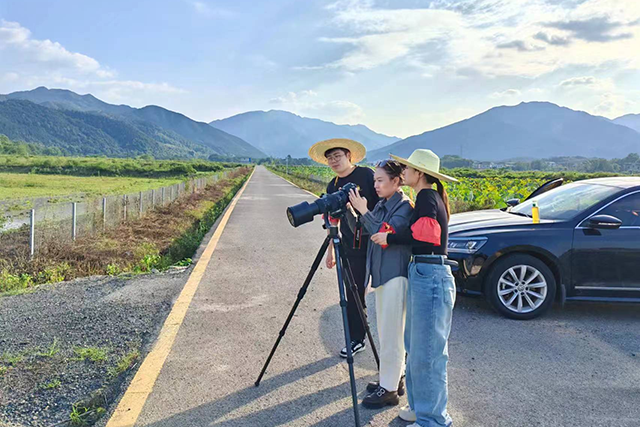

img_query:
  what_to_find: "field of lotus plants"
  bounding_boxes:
[268,165,616,213]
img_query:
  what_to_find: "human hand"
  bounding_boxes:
[348,189,368,215]
[326,250,336,269]
[371,232,388,246]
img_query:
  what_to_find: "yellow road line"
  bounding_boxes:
[271,170,320,199]
[105,168,256,427]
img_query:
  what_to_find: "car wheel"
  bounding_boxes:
[484,254,556,320]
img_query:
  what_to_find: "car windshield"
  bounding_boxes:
[511,182,620,220]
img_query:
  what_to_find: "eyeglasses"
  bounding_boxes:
[326,153,346,162]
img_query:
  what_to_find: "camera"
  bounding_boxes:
[286,182,357,227]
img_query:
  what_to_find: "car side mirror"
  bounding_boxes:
[587,214,623,230]
[506,198,520,207]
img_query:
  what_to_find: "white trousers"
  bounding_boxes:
[374,276,408,391]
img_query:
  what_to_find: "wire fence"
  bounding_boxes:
[0,170,233,259]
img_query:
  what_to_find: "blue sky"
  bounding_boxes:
[1,0,639,138]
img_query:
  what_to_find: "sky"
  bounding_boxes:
[0,0,639,138]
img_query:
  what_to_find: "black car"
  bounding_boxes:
[448,177,640,320]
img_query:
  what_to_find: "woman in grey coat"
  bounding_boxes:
[348,159,413,409]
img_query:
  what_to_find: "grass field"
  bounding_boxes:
[0,173,186,201]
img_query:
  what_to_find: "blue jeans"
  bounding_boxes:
[405,256,456,427]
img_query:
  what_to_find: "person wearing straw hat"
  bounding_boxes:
[370,149,458,427]
[308,138,380,358]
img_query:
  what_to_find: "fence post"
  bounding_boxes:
[139,191,144,217]
[152,189,155,207]
[123,195,127,221]
[72,202,77,241]
[30,209,35,258]
[102,197,107,231]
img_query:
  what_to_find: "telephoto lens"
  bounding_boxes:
[286,182,357,227]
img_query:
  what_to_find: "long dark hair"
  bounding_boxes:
[425,174,451,221]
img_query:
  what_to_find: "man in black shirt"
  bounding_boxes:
[308,138,380,357]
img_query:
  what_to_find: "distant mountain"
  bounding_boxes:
[613,114,640,133]
[1,87,266,158]
[369,102,640,162]
[210,110,399,158]
[0,99,207,158]
[2,86,133,116]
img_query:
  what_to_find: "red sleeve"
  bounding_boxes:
[410,217,441,246]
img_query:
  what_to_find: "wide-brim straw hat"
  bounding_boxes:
[390,149,458,183]
[308,138,366,165]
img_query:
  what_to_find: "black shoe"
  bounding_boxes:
[366,376,405,396]
[340,340,365,358]
[362,386,400,409]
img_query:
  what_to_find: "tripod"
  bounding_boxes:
[255,216,379,427]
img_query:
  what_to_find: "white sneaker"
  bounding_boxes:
[399,404,417,422]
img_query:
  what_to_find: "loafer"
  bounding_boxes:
[362,386,399,409]
[366,375,405,396]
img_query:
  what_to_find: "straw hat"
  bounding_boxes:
[390,149,458,183]
[308,138,366,165]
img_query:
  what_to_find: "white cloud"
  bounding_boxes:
[269,90,364,124]
[0,20,186,106]
[187,1,234,18]
[307,0,640,78]
[490,88,522,98]
[593,92,637,117]
[0,20,108,76]
[557,75,615,93]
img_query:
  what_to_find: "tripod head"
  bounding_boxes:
[323,214,340,238]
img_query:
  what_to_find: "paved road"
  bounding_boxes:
[129,166,640,427]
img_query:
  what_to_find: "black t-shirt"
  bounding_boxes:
[387,188,448,255]
[326,166,380,257]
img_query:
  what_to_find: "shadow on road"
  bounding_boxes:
[141,356,378,426]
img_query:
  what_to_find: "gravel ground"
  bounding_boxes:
[0,270,190,426]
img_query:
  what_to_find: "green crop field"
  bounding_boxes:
[269,165,625,213]
[0,155,240,178]
[0,173,186,201]
[0,155,241,202]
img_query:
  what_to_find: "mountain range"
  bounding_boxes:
[1,87,639,162]
[210,110,398,158]
[0,87,266,159]
[612,114,640,134]
[369,102,640,161]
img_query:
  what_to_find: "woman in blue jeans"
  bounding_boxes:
[371,149,458,427]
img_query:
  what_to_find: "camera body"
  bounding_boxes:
[287,182,358,228]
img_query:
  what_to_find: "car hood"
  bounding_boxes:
[449,209,553,234]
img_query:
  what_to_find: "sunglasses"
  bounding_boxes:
[376,159,404,171]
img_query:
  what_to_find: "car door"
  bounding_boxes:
[571,190,640,297]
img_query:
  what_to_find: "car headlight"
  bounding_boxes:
[448,237,487,254]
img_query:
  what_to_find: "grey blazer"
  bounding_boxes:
[348,190,413,289]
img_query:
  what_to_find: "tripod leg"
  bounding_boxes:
[255,236,332,387]
[340,253,380,370]
[333,238,361,427]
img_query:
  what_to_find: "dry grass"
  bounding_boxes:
[0,168,251,290]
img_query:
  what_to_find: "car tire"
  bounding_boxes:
[484,254,556,320]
